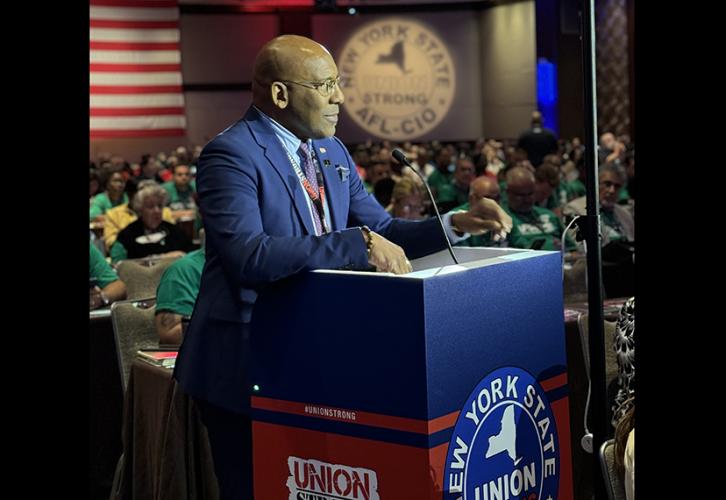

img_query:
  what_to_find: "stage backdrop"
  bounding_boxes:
[90,1,537,161]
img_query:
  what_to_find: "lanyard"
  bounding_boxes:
[281,141,329,234]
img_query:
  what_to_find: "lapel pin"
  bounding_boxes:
[319,147,327,154]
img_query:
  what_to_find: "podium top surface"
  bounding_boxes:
[313,247,559,280]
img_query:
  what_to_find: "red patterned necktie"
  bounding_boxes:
[298,142,323,235]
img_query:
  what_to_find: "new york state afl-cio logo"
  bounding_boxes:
[443,367,559,500]
[338,18,455,141]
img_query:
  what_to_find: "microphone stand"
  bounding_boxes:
[391,150,459,265]
[578,1,608,498]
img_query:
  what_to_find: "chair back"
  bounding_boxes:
[577,312,618,382]
[110,297,158,391]
[599,439,628,500]
[116,256,179,299]
[563,257,588,303]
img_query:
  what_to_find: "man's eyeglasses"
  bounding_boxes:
[282,76,341,97]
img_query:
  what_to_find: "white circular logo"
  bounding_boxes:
[338,18,456,141]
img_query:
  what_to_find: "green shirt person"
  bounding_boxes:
[155,249,205,345]
[504,166,576,251]
[89,242,126,309]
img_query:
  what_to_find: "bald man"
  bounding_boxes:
[173,35,511,498]
[504,166,575,251]
[453,176,505,247]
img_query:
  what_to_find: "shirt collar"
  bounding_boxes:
[253,105,310,159]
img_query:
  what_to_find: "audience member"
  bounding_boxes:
[90,164,128,221]
[89,242,127,309]
[110,184,194,262]
[103,180,176,249]
[437,156,476,212]
[516,110,558,167]
[155,247,205,345]
[162,163,197,212]
[563,164,634,245]
[504,166,575,250]
[386,178,425,220]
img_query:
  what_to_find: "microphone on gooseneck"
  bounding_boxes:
[391,149,459,265]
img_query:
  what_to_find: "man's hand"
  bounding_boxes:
[366,231,412,274]
[90,286,106,310]
[452,198,513,241]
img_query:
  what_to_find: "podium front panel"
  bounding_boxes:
[250,250,573,499]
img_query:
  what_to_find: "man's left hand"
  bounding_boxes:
[452,198,513,241]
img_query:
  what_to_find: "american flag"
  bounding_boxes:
[90,0,187,138]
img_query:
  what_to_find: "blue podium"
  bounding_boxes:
[250,247,573,500]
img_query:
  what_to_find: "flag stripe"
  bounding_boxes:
[91,72,182,86]
[91,63,181,72]
[91,128,187,138]
[91,50,180,64]
[90,27,179,43]
[90,41,180,51]
[90,0,186,139]
[91,93,185,108]
[91,85,183,94]
[91,115,186,130]
[90,19,179,29]
[90,6,179,21]
[91,107,185,116]
[90,0,179,8]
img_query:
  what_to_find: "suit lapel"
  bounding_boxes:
[313,141,342,231]
[247,109,316,235]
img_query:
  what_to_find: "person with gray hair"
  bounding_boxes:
[563,163,634,245]
[109,183,194,262]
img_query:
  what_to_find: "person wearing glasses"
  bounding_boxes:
[173,34,512,499]
[563,163,634,246]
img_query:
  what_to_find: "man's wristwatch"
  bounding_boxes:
[100,291,110,307]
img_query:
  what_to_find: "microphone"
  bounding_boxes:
[391,149,459,265]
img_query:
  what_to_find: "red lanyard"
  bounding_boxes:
[282,144,329,234]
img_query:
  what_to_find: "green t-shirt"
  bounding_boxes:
[436,182,469,207]
[110,240,128,263]
[90,192,129,221]
[563,179,586,200]
[498,180,509,208]
[426,169,453,197]
[601,209,627,243]
[617,185,630,203]
[506,205,577,251]
[155,249,205,317]
[162,180,197,209]
[89,242,119,288]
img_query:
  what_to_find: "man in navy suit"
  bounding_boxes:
[174,34,511,499]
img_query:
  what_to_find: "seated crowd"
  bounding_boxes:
[90,130,635,338]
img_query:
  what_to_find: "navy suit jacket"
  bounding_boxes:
[174,106,449,413]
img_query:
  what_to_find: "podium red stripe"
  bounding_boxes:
[427,411,459,434]
[251,372,568,436]
[539,372,568,392]
[251,396,460,436]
